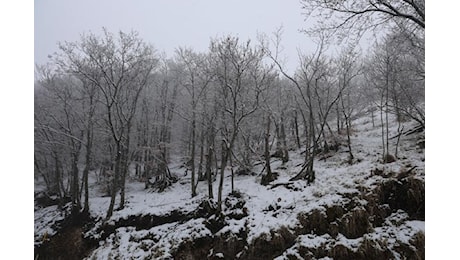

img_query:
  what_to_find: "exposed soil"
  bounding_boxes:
[34,212,96,260]
[97,209,196,242]
[35,207,199,260]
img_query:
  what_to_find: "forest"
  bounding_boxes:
[34,1,425,259]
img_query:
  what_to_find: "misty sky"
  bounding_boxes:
[34,0,316,73]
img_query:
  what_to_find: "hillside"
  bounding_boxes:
[34,112,425,260]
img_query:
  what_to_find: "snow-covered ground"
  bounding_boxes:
[34,111,425,259]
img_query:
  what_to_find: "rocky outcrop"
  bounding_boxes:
[172,175,425,259]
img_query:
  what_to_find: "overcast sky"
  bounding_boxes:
[34,0,316,73]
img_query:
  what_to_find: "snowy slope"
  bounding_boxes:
[34,111,425,259]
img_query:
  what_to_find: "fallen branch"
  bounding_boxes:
[269,182,298,191]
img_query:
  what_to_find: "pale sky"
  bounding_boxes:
[34,0,315,73]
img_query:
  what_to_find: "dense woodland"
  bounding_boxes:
[34,0,424,222]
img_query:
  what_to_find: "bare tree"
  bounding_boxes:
[270,78,291,163]
[175,48,213,197]
[364,37,399,163]
[145,58,182,192]
[302,0,424,163]
[262,31,349,184]
[202,88,219,199]
[386,26,424,127]
[34,67,85,215]
[78,76,100,213]
[35,83,66,203]
[260,113,274,186]
[336,48,363,164]
[56,29,158,218]
[209,36,271,212]
[301,0,425,42]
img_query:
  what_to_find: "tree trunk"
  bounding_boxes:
[341,97,354,164]
[119,147,127,209]
[293,110,301,150]
[306,86,316,184]
[197,127,205,181]
[82,133,92,213]
[380,103,386,162]
[307,155,315,184]
[385,99,390,161]
[344,115,354,164]
[106,142,122,219]
[261,115,273,185]
[336,102,341,133]
[71,151,81,214]
[70,132,83,215]
[205,141,214,199]
[217,140,229,213]
[395,122,404,158]
[214,141,219,181]
[82,106,95,213]
[384,58,391,162]
[230,150,234,193]
[120,122,133,210]
[302,114,309,163]
[191,110,197,197]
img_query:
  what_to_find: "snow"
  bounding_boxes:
[297,234,331,248]
[89,175,203,222]
[34,109,425,259]
[87,217,212,259]
[334,233,362,251]
[34,204,69,247]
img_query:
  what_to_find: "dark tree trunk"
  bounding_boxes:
[261,116,274,186]
[380,103,386,162]
[82,105,95,213]
[119,146,128,209]
[302,114,309,163]
[395,122,403,159]
[205,142,214,199]
[70,132,83,215]
[336,102,341,133]
[230,150,234,193]
[293,110,301,150]
[82,133,92,213]
[341,97,354,165]
[191,110,197,197]
[106,142,122,219]
[217,140,229,213]
[344,113,354,164]
[197,127,205,181]
[189,83,198,195]
[71,152,81,213]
